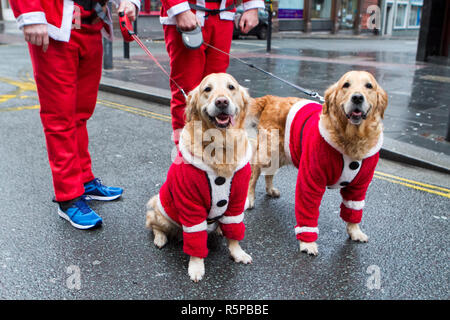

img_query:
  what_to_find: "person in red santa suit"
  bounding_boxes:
[9,0,140,229]
[160,0,265,145]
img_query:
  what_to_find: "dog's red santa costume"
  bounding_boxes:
[160,0,265,143]
[284,100,383,243]
[156,129,253,258]
[9,0,140,202]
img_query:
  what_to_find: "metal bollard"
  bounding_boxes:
[103,2,113,69]
[266,0,273,52]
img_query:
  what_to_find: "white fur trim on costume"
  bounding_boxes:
[284,99,317,164]
[16,12,47,29]
[183,221,207,233]
[167,2,191,18]
[342,199,365,210]
[159,16,177,25]
[178,127,252,174]
[318,118,383,159]
[46,0,74,42]
[220,213,244,224]
[295,226,319,235]
[206,172,233,219]
[195,0,206,26]
[328,154,362,189]
[157,194,180,227]
[242,0,266,11]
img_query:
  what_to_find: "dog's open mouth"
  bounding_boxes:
[347,109,368,125]
[211,113,235,128]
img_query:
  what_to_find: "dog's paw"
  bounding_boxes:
[266,187,280,198]
[153,232,168,248]
[231,249,253,264]
[299,241,318,256]
[347,223,369,242]
[188,257,205,283]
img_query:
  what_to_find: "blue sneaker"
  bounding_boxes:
[57,196,103,230]
[84,178,123,201]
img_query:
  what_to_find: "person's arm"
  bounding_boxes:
[160,0,200,31]
[9,0,49,52]
[239,0,265,34]
[116,0,141,22]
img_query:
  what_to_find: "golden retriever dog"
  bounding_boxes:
[248,71,388,255]
[146,73,253,282]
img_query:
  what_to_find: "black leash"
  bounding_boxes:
[204,42,324,102]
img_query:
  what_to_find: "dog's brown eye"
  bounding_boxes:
[228,84,235,90]
[365,83,373,89]
[204,87,212,93]
[343,82,350,88]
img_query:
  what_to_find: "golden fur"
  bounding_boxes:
[146,73,253,281]
[247,71,388,255]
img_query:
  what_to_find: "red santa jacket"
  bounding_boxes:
[284,100,383,243]
[156,129,253,258]
[159,0,265,26]
[9,0,140,42]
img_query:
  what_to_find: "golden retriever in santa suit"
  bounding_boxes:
[248,71,388,256]
[145,73,253,282]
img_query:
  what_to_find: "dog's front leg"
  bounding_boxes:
[227,239,252,264]
[346,223,369,242]
[188,256,205,282]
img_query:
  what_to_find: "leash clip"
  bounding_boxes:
[310,92,325,103]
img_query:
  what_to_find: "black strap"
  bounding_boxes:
[189,3,236,16]
[74,0,107,11]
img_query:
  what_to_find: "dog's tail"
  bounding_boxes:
[247,96,270,129]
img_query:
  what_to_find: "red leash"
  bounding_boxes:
[119,12,188,99]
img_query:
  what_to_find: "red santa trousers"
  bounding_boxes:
[163,13,233,143]
[28,28,102,202]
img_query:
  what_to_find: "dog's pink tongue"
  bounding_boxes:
[352,111,362,117]
[230,116,235,126]
[215,115,230,125]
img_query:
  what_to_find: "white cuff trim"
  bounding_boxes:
[167,2,191,18]
[16,12,47,29]
[220,213,244,225]
[342,199,365,210]
[295,226,319,235]
[243,0,265,11]
[183,221,207,233]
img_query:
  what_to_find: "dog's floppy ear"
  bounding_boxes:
[376,85,388,119]
[239,86,251,111]
[323,83,338,114]
[185,86,200,122]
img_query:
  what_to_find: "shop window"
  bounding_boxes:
[408,5,421,27]
[394,2,407,28]
[140,0,161,15]
[339,0,358,29]
[278,0,304,19]
[311,0,332,19]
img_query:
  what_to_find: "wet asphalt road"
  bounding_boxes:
[0,80,449,299]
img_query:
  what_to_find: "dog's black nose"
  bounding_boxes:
[351,94,364,105]
[215,97,229,109]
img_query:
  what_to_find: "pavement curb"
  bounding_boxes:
[99,76,450,175]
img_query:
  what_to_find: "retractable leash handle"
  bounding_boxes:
[177,25,204,50]
[119,11,135,43]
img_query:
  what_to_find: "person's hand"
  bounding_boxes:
[23,24,49,52]
[119,0,138,22]
[239,8,259,34]
[175,10,200,31]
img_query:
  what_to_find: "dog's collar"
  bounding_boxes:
[318,118,383,159]
[178,127,252,174]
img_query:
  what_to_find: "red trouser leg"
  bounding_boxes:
[163,15,233,144]
[29,29,102,202]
